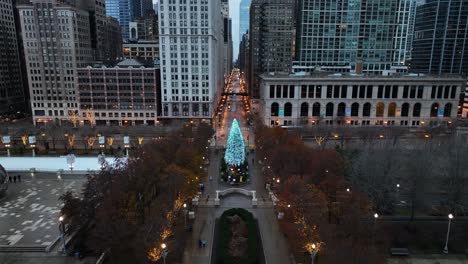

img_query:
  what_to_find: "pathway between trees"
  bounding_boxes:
[182,71,291,264]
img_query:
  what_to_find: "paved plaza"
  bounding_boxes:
[0,253,96,264]
[0,173,86,247]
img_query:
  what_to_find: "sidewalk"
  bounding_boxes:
[0,252,97,264]
[387,255,468,263]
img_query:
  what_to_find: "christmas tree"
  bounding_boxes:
[224,116,245,166]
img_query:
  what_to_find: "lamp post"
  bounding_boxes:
[183,203,188,229]
[372,213,379,247]
[396,183,400,205]
[161,243,168,264]
[309,243,318,264]
[59,216,66,253]
[443,213,454,254]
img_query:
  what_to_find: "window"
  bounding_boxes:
[326,103,334,117]
[359,85,365,98]
[326,85,333,98]
[413,103,421,117]
[376,102,384,117]
[444,103,452,117]
[366,85,373,98]
[312,103,320,116]
[401,103,409,117]
[392,86,398,98]
[363,103,371,117]
[301,85,307,98]
[282,85,288,98]
[384,85,391,98]
[388,103,396,117]
[377,85,383,98]
[300,102,308,117]
[341,85,347,98]
[284,103,292,117]
[334,85,340,98]
[417,86,424,98]
[403,86,409,98]
[430,103,439,117]
[337,103,346,117]
[352,85,358,98]
[289,85,295,98]
[270,85,275,98]
[271,103,279,116]
[351,103,359,117]
[450,86,457,99]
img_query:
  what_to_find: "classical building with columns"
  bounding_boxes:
[259,73,465,127]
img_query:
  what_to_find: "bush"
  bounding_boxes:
[217,208,258,264]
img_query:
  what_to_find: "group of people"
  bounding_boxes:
[198,239,207,248]
[8,174,21,183]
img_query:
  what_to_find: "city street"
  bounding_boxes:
[182,70,291,264]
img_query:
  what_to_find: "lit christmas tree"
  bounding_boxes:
[224,116,245,166]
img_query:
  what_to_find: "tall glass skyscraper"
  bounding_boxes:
[295,0,411,74]
[412,0,468,75]
[239,0,251,44]
[106,0,153,40]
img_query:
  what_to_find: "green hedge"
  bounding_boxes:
[217,208,258,264]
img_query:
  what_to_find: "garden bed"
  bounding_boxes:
[213,208,265,264]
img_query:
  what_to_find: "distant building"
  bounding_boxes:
[412,0,468,75]
[123,40,159,61]
[129,11,158,41]
[0,0,25,113]
[18,0,93,125]
[106,0,152,40]
[105,17,124,61]
[77,59,160,126]
[294,0,412,74]
[249,0,295,98]
[158,0,224,119]
[221,0,233,79]
[239,0,251,43]
[259,73,464,127]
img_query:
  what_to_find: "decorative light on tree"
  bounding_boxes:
[224,115,245,166]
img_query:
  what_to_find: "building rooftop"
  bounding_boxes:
[259,72,466,81]
[83,58,159,69]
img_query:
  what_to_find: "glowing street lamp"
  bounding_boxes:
[443,214,454,254]
[59,216,66,253]
[161,243,168,264]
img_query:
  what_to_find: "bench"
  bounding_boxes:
[390,248,410,256]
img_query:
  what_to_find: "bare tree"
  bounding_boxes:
[440,136,468,215]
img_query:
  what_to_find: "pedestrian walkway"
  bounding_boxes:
[387,255,468,264]
[183,70,291,264]
[0,252,96,264]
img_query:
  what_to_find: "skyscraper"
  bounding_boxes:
[106,0,154,41]
[411,0,468,75]
[18,0,93,125]
[0,0,25,113]
[249,0,295,98]
[238,0,251,45]
[158,0,224,119]
[221,0,233,78]
[294,0,411,74]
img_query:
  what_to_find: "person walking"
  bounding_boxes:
[8,176,12,183]
[17,175,21,183]
[13,176,17,183]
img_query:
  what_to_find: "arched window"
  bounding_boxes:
[300,102,309,117]
[430,103,439,117]
[312,103,320,117]
[351,103,359,117]
[337,103,346,117]
[444,103,452,117]
[401,103,409,117]
[284,102,292,117]
[388,102,396,117]
[413,103,421,117]
[376,102,384,117]
[363,103,371,117]
[271,102,279,116]
[326,103,334,117]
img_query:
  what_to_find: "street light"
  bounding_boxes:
[161,243,168,264]
[183,203,188,228]
[59,216,66,253]
[309,243,318,264]
[443,213,454,254]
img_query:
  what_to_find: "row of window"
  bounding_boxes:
[270,102,453,118]
[269,84,458,100]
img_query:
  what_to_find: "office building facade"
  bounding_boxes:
[158,0,224,119]
[411,0,468,75]
[129,11,158,41]
[249,0,295,99]
[77,59,159,126]
[18,0,93,125]
[0,0,25,113]
[239,0,251,43]
[260,73,464,127]
[123,40,159,61]
[294,0,412,74]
